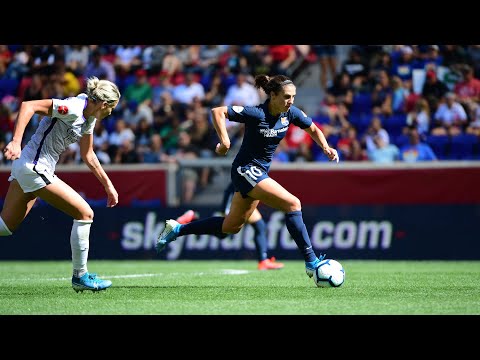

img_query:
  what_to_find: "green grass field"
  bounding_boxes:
[0,260,479,315]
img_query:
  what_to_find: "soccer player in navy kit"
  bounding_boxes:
[157,74,339,279]
[1,76,120,292]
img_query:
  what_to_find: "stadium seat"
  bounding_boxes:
[449,134,479,160]
[351,93,372,115]
[326,134,340,147]
[349,113,372,136]
[117,74,136,92]
[0,78,19,99]
[383,114,407,137]
[393,134,410,148]
[312,114,330,125]
[426,135,450,160]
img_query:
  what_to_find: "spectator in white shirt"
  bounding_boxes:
[172,71,205,105]
[224,71,261,107]
[432,92,468,136]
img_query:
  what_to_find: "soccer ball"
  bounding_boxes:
[313,259,345,288]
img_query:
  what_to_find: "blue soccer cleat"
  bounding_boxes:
[72,272,112,292]
[305,253,326,278]
[156,219,182,254]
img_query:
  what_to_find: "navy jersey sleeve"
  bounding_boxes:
[227,105,260,124]
[289,106,313,129]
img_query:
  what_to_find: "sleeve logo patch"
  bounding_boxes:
[58,105,68,115]
[232,106,244,113]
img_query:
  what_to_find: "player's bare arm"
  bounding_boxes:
[211,106,231,155]
[79,134,118,207]
[305,122,339,162]
[4,99,53,160]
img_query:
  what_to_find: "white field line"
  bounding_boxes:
[35,269,251,281]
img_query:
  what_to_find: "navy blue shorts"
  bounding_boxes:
[231,164,269,198]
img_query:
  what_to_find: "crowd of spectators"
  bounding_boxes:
[1,45,480,200]
[314,45,480,163]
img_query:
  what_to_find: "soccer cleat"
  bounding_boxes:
[72,272,112,293]
[176,209,199,224]
[305,253,326,278]
[156,219,182,253]
[258,257,284,270]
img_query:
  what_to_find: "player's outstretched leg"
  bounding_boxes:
[305,253,326,278]
[72,272,112,292]
[156,219,182,253]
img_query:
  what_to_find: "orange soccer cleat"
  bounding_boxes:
[176,210,199,224]
[258,257,285,270]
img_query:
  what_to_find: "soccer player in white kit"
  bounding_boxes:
[0,76,121,292]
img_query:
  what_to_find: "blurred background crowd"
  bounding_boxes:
[1,44,480,173]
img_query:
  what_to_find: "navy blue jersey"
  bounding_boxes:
[226,100,312,173]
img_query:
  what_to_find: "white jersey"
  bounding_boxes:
[20,93,96,174]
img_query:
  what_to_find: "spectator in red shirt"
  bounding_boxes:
[453,64,480,119]
[267,45,298,77]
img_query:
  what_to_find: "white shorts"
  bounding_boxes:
[8,157,58,193]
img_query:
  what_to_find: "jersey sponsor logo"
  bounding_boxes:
[232,106,244,114]
[65,127,82,144]
[58,105,68,115]
[281,117,289,126]
[259,127,288,137]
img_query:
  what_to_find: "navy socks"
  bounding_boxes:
[285,210,317,263]
[178,216,228,239]
[251,218,268,261]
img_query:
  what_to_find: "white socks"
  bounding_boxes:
[71,219,92,278]
[0,216,12,236]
